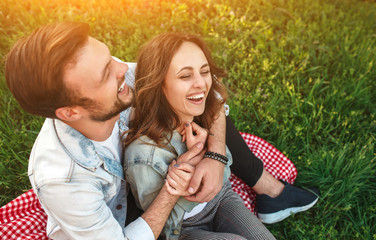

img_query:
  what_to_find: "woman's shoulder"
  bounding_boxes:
[124,135,178,167]
[124,135,155,160]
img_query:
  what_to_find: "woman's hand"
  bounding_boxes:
[181,122,208,150]
[165,160,195,196]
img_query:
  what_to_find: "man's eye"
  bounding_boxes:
[104,65,112,81]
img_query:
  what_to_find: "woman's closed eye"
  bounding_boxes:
[180,74,191,79]
[180,71,209,79]
[200,70,210,75]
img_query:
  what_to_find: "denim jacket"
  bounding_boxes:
[28,62,154,240]
[124,131,232,240]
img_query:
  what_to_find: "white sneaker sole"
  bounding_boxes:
[258,197,319,224]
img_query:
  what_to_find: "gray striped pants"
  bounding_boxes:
[179,181,275,240]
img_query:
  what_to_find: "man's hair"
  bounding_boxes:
[5,22,89,118]
[125,33,228,146]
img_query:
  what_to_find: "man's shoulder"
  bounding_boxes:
[28,119,101,189]
[28,119,76,187]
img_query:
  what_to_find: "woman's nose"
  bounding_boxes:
[193,74,206,88]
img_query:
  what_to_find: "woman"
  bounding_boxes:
[124,33,275,240]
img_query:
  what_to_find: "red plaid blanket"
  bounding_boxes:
[0,189,48,240]
[229,132,297,214]
[0,132,297,239]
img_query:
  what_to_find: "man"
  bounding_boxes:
[5,22,319,239]
[5,22,228,240]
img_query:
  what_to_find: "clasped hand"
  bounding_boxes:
[165,122,208,196]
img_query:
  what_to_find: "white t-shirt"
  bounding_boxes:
[91,123,122,163]
[183,202,208,220]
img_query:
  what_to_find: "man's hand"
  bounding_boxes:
[141,142,204,238]
[176,142,205,167]
[184,107,227,203]
[184,158,224,203]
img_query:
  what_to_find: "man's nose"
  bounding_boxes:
[116,62,129,80]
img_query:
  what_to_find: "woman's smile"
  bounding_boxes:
[186,92,206,104]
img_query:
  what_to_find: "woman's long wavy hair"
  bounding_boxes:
[124,33,228,147]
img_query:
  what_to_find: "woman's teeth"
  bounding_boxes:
[187,93,204,100]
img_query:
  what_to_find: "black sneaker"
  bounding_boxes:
[256,181,320,224]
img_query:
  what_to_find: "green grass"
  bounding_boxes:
[1,0,375,239]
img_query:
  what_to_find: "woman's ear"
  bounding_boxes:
[55,106,82,122]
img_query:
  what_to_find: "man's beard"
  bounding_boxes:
[86,89,134,122]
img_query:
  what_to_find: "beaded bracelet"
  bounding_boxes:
[204,151,229,165]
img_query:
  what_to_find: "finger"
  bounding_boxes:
[190,122,208,143]
[184,122,193,136]
[170,159,177,167]
[168,161,181,181]
[176,142,204,164]
[186,169,204,197]
[167,169,193,194]
[169,165,194,184]
[190,178,220,203]
[184,149,205,166]
[180,129,186,142]
[165,181,191,196]
[174,162,195,174]
[167,160,178,177]
[179,149,205,166]
[185,188,216,203]
[168,167,181,182]
[184,122,195,146]
[190,122,205,136]
[165,181,180,196]
[185,149,205,166]
[168,161,173,173]
[166,173,180,189]
[168,159,176,173]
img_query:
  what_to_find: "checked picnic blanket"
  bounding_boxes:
[229,132,297,214]
[0,190,47,240]
[0,132,297,240]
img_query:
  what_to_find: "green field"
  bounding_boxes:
[1,0,375,239]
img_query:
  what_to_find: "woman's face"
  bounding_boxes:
[163,41,212,123]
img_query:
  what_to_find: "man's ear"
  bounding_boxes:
[55,106,82,122]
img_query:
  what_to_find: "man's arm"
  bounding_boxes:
[184,107,226,203]
[129,142,204,239]
[206,106,227,155]
[140,185,179,239]
[37,143,204,240]
[39,181,130,240]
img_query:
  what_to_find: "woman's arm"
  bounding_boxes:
[184,108,227,203]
